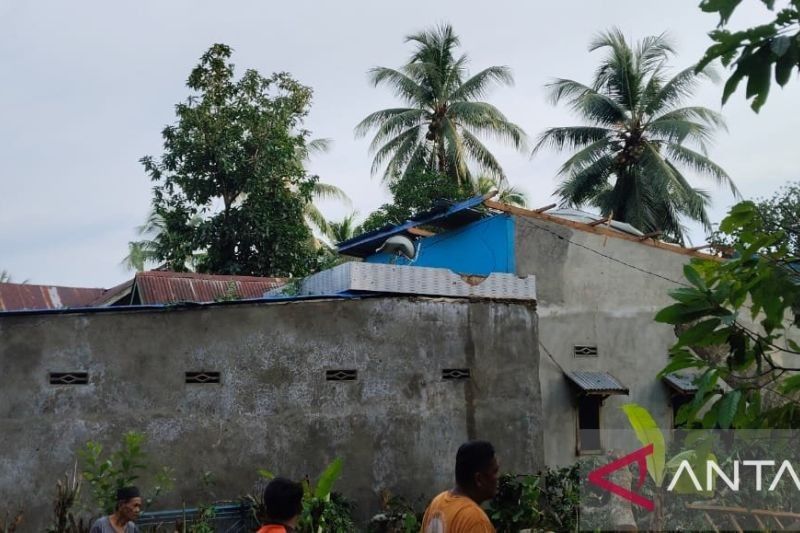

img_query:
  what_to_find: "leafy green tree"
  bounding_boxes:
[535,28,739,243]
[360,169,472,232]
[697,0,800,112]
[711,180,800,254]
[355,24,526,184]
[656,200,800,428]
[141,44,319,277]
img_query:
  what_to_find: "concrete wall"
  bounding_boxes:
[0,296,542,529]
[514,216,692,465]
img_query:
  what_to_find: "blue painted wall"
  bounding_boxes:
[365,214,515,275]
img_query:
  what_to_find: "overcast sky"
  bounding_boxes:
[1,0,798,288]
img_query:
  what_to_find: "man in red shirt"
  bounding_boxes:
[421,440,500,532]
[256,477,304,533]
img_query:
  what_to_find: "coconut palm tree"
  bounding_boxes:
[473,176,528,207]
[295,138,351,237]
[356,24,526,184]
[326,212,363,245]
[534,28,739,243]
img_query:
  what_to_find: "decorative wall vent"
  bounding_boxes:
[49,372,89,385]
[573,345,599,358]
[442,368,471,380]
[326,369,357,381]
[185,371,221,384]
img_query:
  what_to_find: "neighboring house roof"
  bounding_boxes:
[565,370,630,395]
[120,271,288,305]
[0,282,105,311]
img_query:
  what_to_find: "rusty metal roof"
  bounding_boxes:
[662,372,700,395]
[131,271,288,305]
[565,371,629,395]
[0,282,105,311]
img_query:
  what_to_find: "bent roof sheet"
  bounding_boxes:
[336,195,487,257]
[0,282,105,311]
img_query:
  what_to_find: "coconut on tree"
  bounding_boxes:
[534,28,739,243]
[356,24,527,185]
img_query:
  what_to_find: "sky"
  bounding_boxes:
[1,0,798,288]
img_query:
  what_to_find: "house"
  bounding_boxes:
[336,195,713,465]
[0,195,717,527]
[0,256,541,528]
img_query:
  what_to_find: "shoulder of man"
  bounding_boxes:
[89,516,108,533]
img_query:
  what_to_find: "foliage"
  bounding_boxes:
[473,176,527,207]
[326,212,363,245]
[487,474,542,532]
[697,0,800,112]
[252,459,355,533]
[355,23,526,183]
[711,180,800,255]
[142,43,320,277]
[361,169,473,232]
[47,465,89,533]
[621,403,666,486]
[535,27,738,243]
[367,492,423,533]
[80,431,174,514]
[656,200,800,428]
[540,464,580,532]
[485,466,580,532]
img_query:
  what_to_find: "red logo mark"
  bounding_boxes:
[587,444,654,511]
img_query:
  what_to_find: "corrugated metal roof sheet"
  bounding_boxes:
[336,195,488,257]
[662,372,699,395]
[565,371,629,395]
[548,208,645,237]
[133,271,287,304]
[0,283,105,311]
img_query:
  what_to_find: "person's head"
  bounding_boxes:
[263,477,304,525]
[455,440,499,503]
[114,486,142,522]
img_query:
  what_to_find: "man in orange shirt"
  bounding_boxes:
[256,477,304,533]
[421,440,499,532]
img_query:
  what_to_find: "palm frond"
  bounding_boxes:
[461,129,505,180]
[367,67,428,106]
[450,66,514,101]
[555,154,615,207]
[663,143,740,197]
[355,108,422,139]
[533,126,610,156]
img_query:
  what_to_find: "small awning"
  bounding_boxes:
[565,371,629,395]
[662,372,699,395]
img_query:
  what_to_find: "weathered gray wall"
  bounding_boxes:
[515,216,691,465]
[0,296,542,529]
